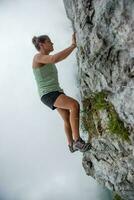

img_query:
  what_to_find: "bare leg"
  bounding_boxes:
[56,107,75,145]
[64,121,73,145]
[54,95,81,144]
[69,105,80,142]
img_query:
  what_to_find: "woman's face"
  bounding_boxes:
[41,38,54,52]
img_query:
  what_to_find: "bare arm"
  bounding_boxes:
[34,32,77,65]
[35,44,76,64]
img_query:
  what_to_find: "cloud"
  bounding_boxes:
[0,0,112,199]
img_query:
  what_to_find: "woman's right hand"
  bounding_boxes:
[71,32,77,47]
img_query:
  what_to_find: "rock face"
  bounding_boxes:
[63,0,134,199]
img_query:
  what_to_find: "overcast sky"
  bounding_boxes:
[0,0,112,199]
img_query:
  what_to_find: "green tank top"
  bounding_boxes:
[32,63,64,98]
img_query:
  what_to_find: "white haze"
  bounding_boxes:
[0,0,112,199]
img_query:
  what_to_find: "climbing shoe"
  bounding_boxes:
[68,140,79,153]
[73,137,92,152]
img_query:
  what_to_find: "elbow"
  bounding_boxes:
[53,56,62,63]
[50,55,59,63]
[52,54,66,63]
[54,56,66,63]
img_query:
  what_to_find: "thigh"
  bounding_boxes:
[56,108,70,122]
[53,94,80,110]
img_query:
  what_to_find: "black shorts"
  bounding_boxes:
[41,90,65,110]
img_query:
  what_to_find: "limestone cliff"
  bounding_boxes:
[63,0,134,199]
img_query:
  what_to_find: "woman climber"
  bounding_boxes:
[32,32,91,153]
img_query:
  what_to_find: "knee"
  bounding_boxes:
[70,101,80,112]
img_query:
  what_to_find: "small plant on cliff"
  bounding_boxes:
[80,91,129,141]
[113,193,123,200]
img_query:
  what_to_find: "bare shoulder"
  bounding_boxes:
[32,53,44,68]
[32,53,56,66]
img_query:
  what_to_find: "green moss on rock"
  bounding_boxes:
[113,193,123,200]
[80,91,129,141]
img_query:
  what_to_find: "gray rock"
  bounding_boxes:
[63,0,134,199]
